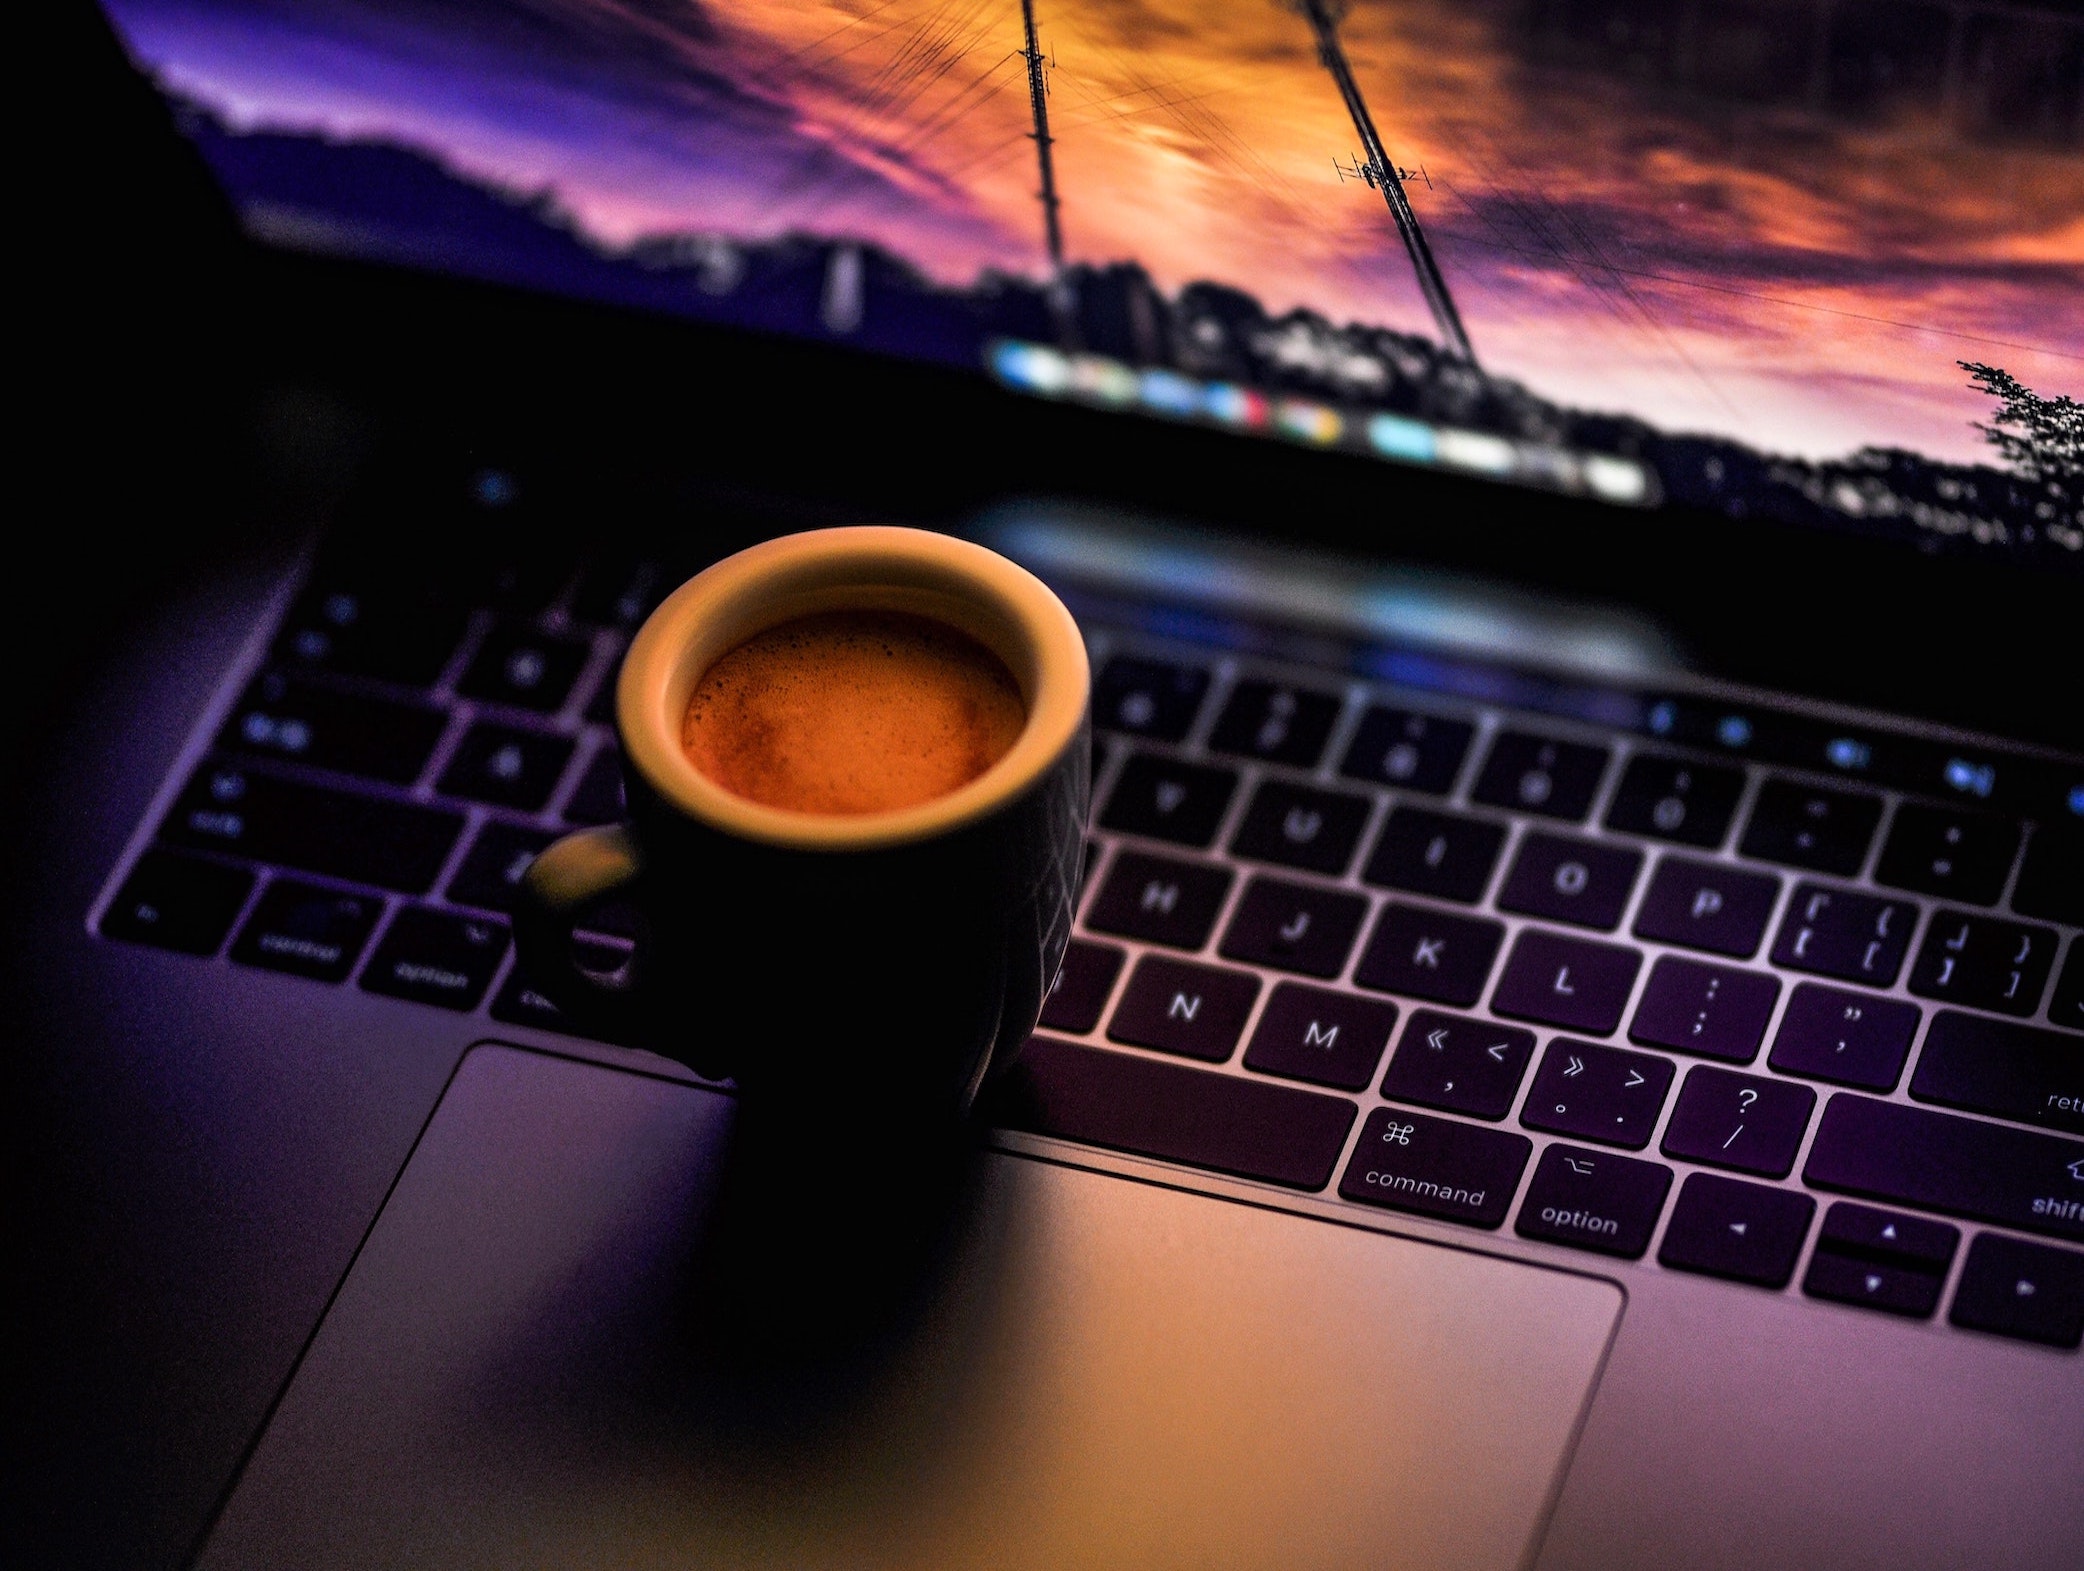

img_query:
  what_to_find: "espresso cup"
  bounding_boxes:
[515,527,1090,1126]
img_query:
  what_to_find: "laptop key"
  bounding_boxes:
[1802,1093,2084,1243]
[1100,754,1237,847]
[1002,1035,1358,1191]
[1218,875,1367,977]
[1631,855,1780,958]
[1769,882,1916,987]
[1207,679,1340,767]
[1658,1173,1815,1288]
[437,723,576,813]
[1910,1011,2084,1135]
[1471,731,1610,822]
[1228,780,1370,874]
[1338,1107,1532,1229]
[1804,1202,1957,1318]
[1379,1008,1535,1120]
[274,584,469,688]
[1361,806,1505,903]
[1491,930,1643,1035]
[1243,983,1398,1091]
[1907,910,2057,1016]
[1948,1233,2084,1349]
[1739,779,1882,876]
[1520,1038,1674,1149]
[1353,903,1504,1008]
[162,762,464,894]
[561,746,626,826]
[1602,754,1744,848]
[1339,706,1473,795]
[1628,956,1779,1062]
[1766,983,1920,1090]
[1497,832,1642,931]
[1040,940,1126,1034]
[1660,1066,1816,1178]
[222,671,447,784]
[1803,1250,1944,1319]
[1515,1144,1673,1259]
[490,933,644,1049]
[445,822,559,915]
[359,907,509,1011]
[1874,805,2019,906]
[100,849,255,955]
[2055,941,2084,1035]
[2013,824,2084,925]
[1084,851,1232,950]
[1092,656,1209,742]
[457,622,590,713]
[229,880,382,983]
[1107,956,1260,1063]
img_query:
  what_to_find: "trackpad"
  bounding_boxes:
[202,1045,1620,1570]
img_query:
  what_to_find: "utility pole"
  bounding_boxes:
[1297,0,1477,366]
[1019,0,1065,272]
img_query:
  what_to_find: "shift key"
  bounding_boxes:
[1803,1093,2084,1243]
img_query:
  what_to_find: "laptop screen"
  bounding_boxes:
[104,1,2080,563]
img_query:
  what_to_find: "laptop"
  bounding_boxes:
[16,1,2081,1566]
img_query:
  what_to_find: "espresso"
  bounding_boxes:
[682,609,1026,814]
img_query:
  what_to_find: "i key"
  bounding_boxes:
[1907,911,2057,1017]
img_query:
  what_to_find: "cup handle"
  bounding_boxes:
[515,825,650,1042]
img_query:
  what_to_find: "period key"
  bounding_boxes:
[1339,1107,1531,1229]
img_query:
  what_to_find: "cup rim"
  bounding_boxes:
[618,526,1089,850]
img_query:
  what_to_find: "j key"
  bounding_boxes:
[1379,1008,1535,1121]
[1658,1173,1815,1289]
[1631,855,1780,959]
[1515,1144,1673,1259]
[2013,823,2084,925]
[1084,851,1232,950]
[1739,779,1882,876]
[1497,833,1642,931]
[445,822,558,915]
[1874,805,2019,906]
[1802,1093,2084,1243]
[561,747,626,826]
[1093,656,1209,742]
[1243,982,1399,1091]
[1769,883,1916,987]
[1471,732,1610,822]
[1805,1203,1957,1319]
[1339,706,1473,796]
[1040,940,1125,1034]
[1491,930,1643,1035]
[229,880,382,983]
[1766,983,1920,1091]
[163,762,464,894]
[273,583,468,688]
[1602,754,1745,848]
[1353,903,1504,1008]
[2055,941,2084,1035]
[100,849,255,955]
[1100,754,1238,847]
[1229,781,1371,875]
[222,672,447,784]
[1910,1011,2084,1135]
[359,907,509,1011]
[1361,807,1505,904]
[1949,1233,2084,1349]
[1108,956,1261,1063]
[1520,1038,1674,1150]
[437,723,576,813]
[490,933,644,1049]
[1908,911,2056,1017]
[1660,1066,1816,1179]
[1002,1035,1358,1190]
[457,623,591,713]
[1628,957,1779,1063]
[1338,1107,1531,1229]
[1217,876,1367,978]
[1207,680,1341,768]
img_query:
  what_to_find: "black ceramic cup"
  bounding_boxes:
[515,526,1090,1128]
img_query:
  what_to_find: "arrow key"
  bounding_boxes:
[1950,1233,2084,1348]
[1659,1172,1815,1288]
[1380,1008,1535,1120]
[1803,1250,1946,1318]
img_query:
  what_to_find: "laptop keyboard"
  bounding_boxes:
[95,541,2084,1351]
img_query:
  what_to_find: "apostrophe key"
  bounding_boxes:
[1218,875,1367,977]
[100,850,255,955]
[1107,955,1260,1063]
[1471,732,1610,822]
[1515,1145,1673,1259]
[1519,1038,1674,1150]
[1907,911,2057,1016]
[1339,706,1473,795]
[221,671,447,784]
[457,623,591,713]
[1910,1011,2084,1134]
[1243,983,1399,1091]
[1659,1067,1816,1179]
[1765,983,1920,1091]
[1228,781,1370,875]
[1739,779,1882,876]
[1769,883,1916,987]
[359,908,510,1011]
[1338,1107,1532,1229]
[1631,855,1781,958]
[1658,1173,1815,1288]
[1602,754,1745,848]
[1100,754,1238,847]
[437,723,576,813]
[1092,656,1209,742]
[1084,851,1233,950]
[1039,941,1126,1034]
[1490,929,1643,1035]
[1628,957,1780,1063]
[1379,1008,1535,1120]
[1207,680,1341,767]
[229,880,382,983]
[162,762,464,894]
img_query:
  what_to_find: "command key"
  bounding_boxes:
[1339,1107,1531,1229]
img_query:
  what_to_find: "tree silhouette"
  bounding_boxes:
[1961,362,2082,486]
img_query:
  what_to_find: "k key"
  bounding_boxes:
[1353,903,1504,1009]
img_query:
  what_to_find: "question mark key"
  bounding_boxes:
[1659,1065,1818,1180]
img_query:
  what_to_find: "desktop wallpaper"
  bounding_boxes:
[104,0,2084,557]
